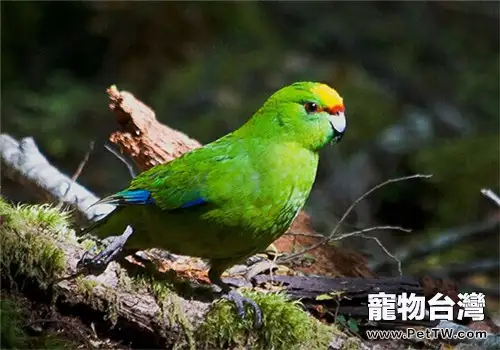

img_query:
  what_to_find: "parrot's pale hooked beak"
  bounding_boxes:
[328,111,346,143]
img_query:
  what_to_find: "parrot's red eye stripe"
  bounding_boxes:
[329,105,345,115]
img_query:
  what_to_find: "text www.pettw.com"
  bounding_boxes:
[366,328,487,341]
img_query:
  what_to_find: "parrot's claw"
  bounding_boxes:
[223,290,263,328]
[77,225,134,274]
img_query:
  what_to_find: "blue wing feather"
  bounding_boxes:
[92,189,208,209]
[179,197,208,208]
[83,190,208,235]
[118,189,156,204]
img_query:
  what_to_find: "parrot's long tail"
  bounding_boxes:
[79,207,121,238]
[79,218,104,237]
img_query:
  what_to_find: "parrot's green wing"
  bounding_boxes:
[81,145,234,236]
[93,135,245,212]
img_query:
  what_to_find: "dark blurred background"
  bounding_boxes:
[2,2,499,314]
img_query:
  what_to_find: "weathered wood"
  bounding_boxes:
[107,85,202,170]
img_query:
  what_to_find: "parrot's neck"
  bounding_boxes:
[230,116,320,178]
[224,111,321,208]
[233,109,294,145]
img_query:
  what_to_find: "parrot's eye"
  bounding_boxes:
[304,102,319,113]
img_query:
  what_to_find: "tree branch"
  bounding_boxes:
[279,175,430,263]
[481,188,500,207]
[371,219,500,272]
[429,259,500,279]
[0,134,113,225]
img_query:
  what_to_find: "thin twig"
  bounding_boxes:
[56,141,95,209]
[279,174,431,263]
[287,225,411,240]
[330,174,430,240]
[287,227,406,275]
[357,234,402,276]
[105,143,137,178]
[371,218,499,271]
[330,226,411,242]
[481,188,500,207]
[285,231,327,239]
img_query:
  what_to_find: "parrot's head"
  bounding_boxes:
[247,82,347,151]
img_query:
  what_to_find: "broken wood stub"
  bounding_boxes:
[107,85,202,171]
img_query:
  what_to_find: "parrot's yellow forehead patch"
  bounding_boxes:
[311,84,344,110]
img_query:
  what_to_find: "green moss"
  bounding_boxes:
[104,290,120,327]
[131,266,214,302]
[80,238,96,251]
[75,276,98,296]
[0,198,69,288]
[75,276,123,327]
[75,275,104,312]
[197,291,336,350]
[149,276,174,303]
[340,337,362,350]
[134,275,195,349]
[130,271,173,299]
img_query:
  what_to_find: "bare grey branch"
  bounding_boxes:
[0,134,114,224]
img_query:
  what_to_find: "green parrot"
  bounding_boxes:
[79,81,347,326]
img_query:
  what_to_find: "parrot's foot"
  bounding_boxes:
[77,225,134,274]
[222,289,263,328]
